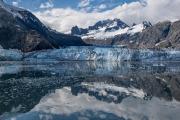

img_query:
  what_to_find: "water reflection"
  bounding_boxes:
[0,61,180,120]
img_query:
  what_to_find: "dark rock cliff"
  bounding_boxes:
[0,5,87,52]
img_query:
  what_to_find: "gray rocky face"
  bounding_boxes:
[135,20,180,49]
[71,26,88,35]
[111,33,139,47]
[165,20,180,48]
[135,21,171,48]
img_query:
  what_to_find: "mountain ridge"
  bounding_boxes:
[0,0,87,52]
[71,18,152,38]
[71,18,180,49]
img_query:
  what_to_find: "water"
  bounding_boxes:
[0,61,180,120]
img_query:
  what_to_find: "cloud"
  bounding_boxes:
[12,2,18,6]
[80,7,92,12]
[78,0,93,7]
[12,0,22,6]
[99,4,107,9]
[40,0,54,8]
[34,0,180,33]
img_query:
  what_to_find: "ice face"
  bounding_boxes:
[0,46,179,62]
[24,46,180,62]
[0,49,23,61]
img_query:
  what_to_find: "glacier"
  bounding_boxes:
[0,46,180,61]
[0,49,23,61]
[23,46,180,61]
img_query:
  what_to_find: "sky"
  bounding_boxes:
[5,0,136,11]
[4,0,180,33]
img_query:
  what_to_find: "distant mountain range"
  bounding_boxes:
[71,18,180,49]
[0,0,87,52]
[71,18,152,39]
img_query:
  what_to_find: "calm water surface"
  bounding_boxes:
[0,61,180,120]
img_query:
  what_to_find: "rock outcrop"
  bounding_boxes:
[164,20,180,48]
[71,26,88,36]
[135,21,171,48]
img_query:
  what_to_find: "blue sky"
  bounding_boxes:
[5,0,137,12]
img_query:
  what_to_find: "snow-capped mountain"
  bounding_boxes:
[71,18,152,39]
[71,18,180,49]
[0,0,87,52]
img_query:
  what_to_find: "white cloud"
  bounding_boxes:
[80,7,92,12]
[40,0,54,8]
[12,2,18,6]
[34,0,180,33]
[78,0,93,7]
[99,4,107,9]
[12,0,21,6]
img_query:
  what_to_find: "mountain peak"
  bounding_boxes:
[71,18,152,40]
[71,18,129,36]
[142,21,152,29]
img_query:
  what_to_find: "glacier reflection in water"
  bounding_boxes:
[0,61,180,120]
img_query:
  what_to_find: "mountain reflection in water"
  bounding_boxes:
[0,61,180,120]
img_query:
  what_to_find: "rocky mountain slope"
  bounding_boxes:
[0,0,87,52]
[135,20,180,49]
[71,19,180,49]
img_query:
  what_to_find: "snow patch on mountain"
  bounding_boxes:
[82,23,146,39]
[82,27,129,39]
[72,19,152,40]
[127,24,144,35]
[0,0,25,18]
